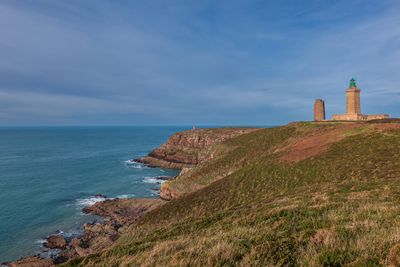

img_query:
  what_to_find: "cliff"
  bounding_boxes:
[65,120,400,266]
[135,128,258,169]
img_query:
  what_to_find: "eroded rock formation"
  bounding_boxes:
[135,128,258,169]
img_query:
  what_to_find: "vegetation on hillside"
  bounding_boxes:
[65,122,400,266]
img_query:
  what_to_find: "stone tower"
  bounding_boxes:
[346,78,361,114]
[314,99,325,121]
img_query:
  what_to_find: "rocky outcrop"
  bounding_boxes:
[3,256,53,267]
[83,198,165,225]
[44,235,67,249]
[68,198,164,259]
[159,182,181,200]
[4,198,164,266]
[69,221,118,257]
[135,128,258,169]
[159,168,191,200]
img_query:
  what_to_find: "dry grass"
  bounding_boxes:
[64,122,400,267]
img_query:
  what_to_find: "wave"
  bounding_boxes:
[149,188,160,196]
[123,159,148,169]
[56,229,84,240]
[36,239,47,245]
[73,192,137,209]
[142,177,164,184]
[75,196,107,208]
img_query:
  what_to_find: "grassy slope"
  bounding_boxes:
[66,122,400,266]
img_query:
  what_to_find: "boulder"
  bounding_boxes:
[44,235,66,249]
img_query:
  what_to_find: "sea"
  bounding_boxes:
[0,126,187,262]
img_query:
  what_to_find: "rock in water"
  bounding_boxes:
[154,176,173,181]
[44,235,67,249]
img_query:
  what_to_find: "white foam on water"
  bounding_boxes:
[61,229,83,239]
[142,177,164,184]
[75,196,107,208]
[148,188,160,196]
[36,239,47,244]
[124,159,148,169]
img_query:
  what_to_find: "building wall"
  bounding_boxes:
[332,114,389,121]
[314,99,325,121]
[365,114,390,120]
[346,87,361,114]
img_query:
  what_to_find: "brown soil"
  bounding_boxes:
[279,123,362,163]
[280,122,400,163]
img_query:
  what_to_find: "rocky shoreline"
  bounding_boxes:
[3,128,255,266]
[3,196,166,267]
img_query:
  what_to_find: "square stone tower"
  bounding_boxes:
[346,78,361,114]
[314,99,325,121]
[332,78,389,121]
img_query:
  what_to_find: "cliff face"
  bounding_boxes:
[59,121,400,266]
[135,128,258,169]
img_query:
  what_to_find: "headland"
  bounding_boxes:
[5,120,400,266]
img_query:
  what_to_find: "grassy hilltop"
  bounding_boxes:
[66,121,400,266]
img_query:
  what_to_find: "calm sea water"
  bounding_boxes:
[0,126,187,262]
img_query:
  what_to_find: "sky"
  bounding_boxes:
[0,0,399,126]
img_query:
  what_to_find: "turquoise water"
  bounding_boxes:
[0,126,186,262]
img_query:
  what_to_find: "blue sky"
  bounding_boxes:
[0,0,399,126]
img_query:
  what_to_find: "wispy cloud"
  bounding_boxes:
[0,0,398,125]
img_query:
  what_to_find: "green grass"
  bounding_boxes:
[64,123,400,266]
